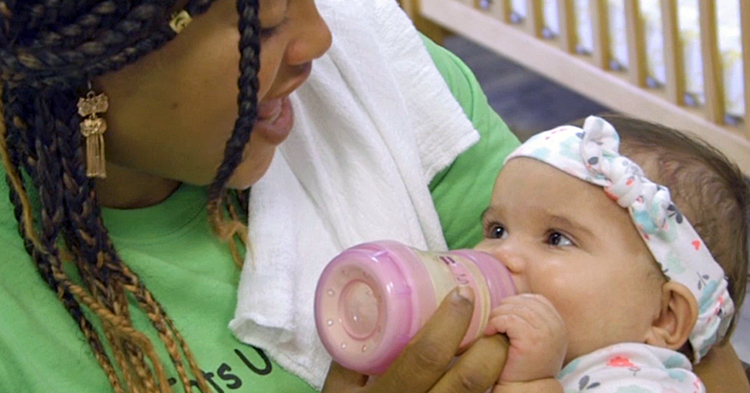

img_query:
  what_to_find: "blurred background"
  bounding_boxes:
[442,34,609,140]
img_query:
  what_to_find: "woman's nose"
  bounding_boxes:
[286,1,332,65]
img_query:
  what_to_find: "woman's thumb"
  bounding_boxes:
[321,362,369,392]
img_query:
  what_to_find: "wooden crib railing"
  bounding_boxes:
[401,0,750,175]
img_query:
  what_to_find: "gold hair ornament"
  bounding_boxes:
[170,10,192,33]
[77,89,109,179]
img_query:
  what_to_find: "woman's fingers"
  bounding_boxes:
[428,334,510,393]
[323,286,512,393]
[369,286,476,393]
[321,362,369,392]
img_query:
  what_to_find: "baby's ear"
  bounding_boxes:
[645,282,698,350]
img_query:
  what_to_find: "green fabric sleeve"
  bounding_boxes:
[422,36,521,250]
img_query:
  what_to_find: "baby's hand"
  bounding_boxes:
[484,294,567,384]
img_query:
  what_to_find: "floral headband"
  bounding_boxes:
[505,116,734,363]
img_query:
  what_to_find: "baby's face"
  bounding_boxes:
[475,158,666,363]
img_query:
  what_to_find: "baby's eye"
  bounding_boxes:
[486,223,508,240]
[547,231,572,247]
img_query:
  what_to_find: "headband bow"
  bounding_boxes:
[506,116,734,362]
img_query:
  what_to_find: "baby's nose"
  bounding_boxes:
[490,244,525,272]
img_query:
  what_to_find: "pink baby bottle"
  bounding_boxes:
[314,240,516,375]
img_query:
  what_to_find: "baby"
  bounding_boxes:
[475,115,748,392]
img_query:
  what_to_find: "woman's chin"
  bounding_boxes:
[226,150,276,190]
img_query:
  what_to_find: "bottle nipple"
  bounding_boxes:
[341,280,380,340]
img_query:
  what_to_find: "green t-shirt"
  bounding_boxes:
[0,37,519,392]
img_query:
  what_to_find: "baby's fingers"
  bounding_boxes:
[488,295,563,332]
[485,312,533,340]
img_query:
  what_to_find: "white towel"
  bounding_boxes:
[229,0,480,388]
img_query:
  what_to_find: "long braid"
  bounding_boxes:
[207,0,259,264]
[0,0,259,391]
[1,85,125,392]
[2,86,39,246]
[9,82,169,391]
[52,82,169,391]
[55,82,209,393]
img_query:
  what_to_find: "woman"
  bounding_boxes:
[0,0,746,392]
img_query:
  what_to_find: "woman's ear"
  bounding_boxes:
[645,282,699,350]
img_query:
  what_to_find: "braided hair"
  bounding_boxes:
[0,1,260,391]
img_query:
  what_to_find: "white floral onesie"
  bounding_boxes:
[556,343,704,393]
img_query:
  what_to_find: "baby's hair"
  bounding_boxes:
[0,0,259,391]
[591,114,749,343]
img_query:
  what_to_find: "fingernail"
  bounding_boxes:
[453,285,475,304]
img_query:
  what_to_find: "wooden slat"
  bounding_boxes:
[660,0,685,105]
[741,0,750,135]
[480,0,512,23]
[556,0,577,52]
[399,0,449,44]
[698,0,725,124]
[625,0,647,86]
[526,0,544,37]
[419,0,750,174]
[591,0,610,69]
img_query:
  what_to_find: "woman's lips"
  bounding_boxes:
[252,62,312,144]
[257,98,283,121]
[254,96,294,145]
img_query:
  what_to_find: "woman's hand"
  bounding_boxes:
[694,343,750,392]
[321,286,510,393]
